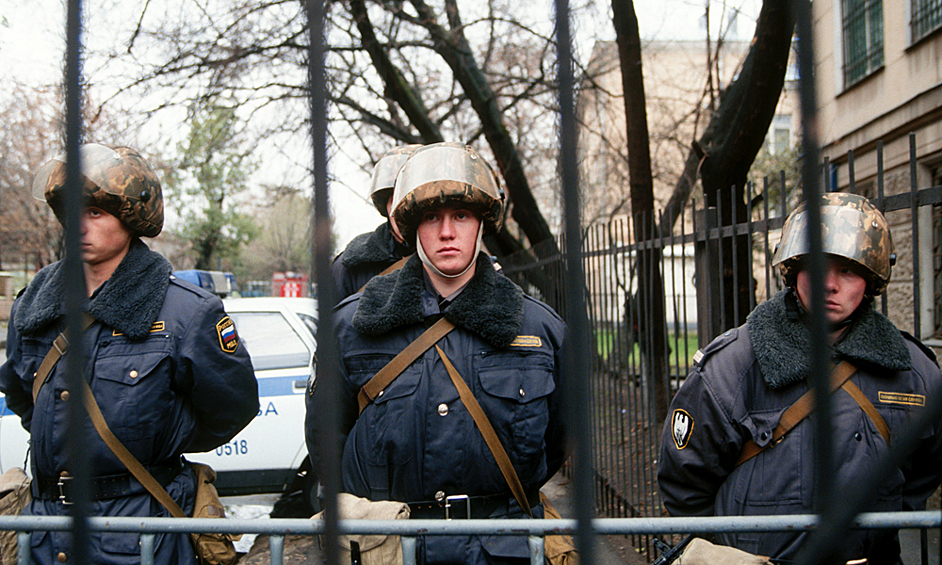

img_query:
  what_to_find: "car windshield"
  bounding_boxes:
[228,311,311,370]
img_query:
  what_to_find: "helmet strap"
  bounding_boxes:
[416,222,483,279]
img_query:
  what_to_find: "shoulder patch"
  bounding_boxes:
[509,335,542,348]
[216,316,239,353]
[671,408,694,450]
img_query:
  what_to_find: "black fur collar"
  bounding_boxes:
[15,239,172,341]
[747,289,911,389]
[352,253,524,348]
[341,223,410,268]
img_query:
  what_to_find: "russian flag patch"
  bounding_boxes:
[216,316,239,353]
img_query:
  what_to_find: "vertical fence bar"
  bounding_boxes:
[16,532,29,565]
[554,0,596,563]
[792,0,835,561]
[716,188,727,332]
[848,150,856,193]
[62,0,94,561]
[680,203,691,380]
[910,133,922,340]
[731,184,740,326]
[764,176,772,299]
[877,142,888,315]
[747,181,755,313]
[304,2,340,565]
[141,533,156,565]
[270,534,285,565]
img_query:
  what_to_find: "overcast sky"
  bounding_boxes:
[1,0,762,249]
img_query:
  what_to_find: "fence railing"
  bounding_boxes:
[499,136,942,561]
[9,0,941,563]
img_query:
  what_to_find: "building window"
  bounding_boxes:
[842,0,884,87]
[912,0,942,43]
[767,114,792,155]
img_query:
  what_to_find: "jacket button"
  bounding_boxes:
[437,403,449,416]
[854,432,863,441]
[518,388,525,398]
[435,490,445,502]
[57,552,67,562]
[60,390,70,402]
[129,370,139,379]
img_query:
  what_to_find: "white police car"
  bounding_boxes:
[0,296,318,508]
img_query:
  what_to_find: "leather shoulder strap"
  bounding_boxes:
[357,317,455,415]
[736,360,857,467]
[840,379,890,444]
[80,378,186,517]
[32,314,95,404]
[435,345,533,517]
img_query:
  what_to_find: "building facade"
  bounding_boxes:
[813,0,942,344]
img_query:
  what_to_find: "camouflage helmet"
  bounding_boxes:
[772,192,895,295]
[369,144,422,217]
[390,142,504,243]
[32,143,163,238]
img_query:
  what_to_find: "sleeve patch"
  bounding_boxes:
[671,408,694,450]
[216,316,239,353]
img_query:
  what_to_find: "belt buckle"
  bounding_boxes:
[57,475,73,506]
[444,495,470,520]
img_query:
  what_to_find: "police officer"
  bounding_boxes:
[657,192,942,564]
[0,144,259,565]
[308,142,567,565]
[330,144,420,299]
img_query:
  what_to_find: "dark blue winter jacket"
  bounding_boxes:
[657,289,942,564]
[0,240,258,565]
[308,253,567,565]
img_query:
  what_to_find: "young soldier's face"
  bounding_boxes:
[416,205,481,276]
[795,255,868,325]
[80,207,133,267]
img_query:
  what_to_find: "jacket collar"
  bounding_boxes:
[352,253,524,348]
[341,222,411,268]
[15,239,172,341]
[747,289,911,389]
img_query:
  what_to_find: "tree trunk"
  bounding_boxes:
[612,0,670,424]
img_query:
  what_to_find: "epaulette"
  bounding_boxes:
[691,327,741,367]
[899,330,938,364]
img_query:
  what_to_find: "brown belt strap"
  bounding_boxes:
[80,378,186,517]
[435,345,533,517]
[357,317,455,415]
[736,360,857,467]
[841,379,891,444]
[357,256,411,293]
[32,314,95,403]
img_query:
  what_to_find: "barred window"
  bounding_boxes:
[912,0,942,43]
[842,0,884,87]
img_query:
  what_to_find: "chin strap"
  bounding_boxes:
[416,222,483,279]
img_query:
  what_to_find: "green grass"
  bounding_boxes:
[594,326,699,369]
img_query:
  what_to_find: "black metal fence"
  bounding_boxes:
[500,136,942,561]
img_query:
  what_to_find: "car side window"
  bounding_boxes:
[295,313,317,339]
[228,312,310,370]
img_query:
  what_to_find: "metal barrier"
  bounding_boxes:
[0,513,939,565]
[9,0,940,564]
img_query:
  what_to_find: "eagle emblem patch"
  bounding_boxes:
[671,409,693,450]
[216,316,239,353]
